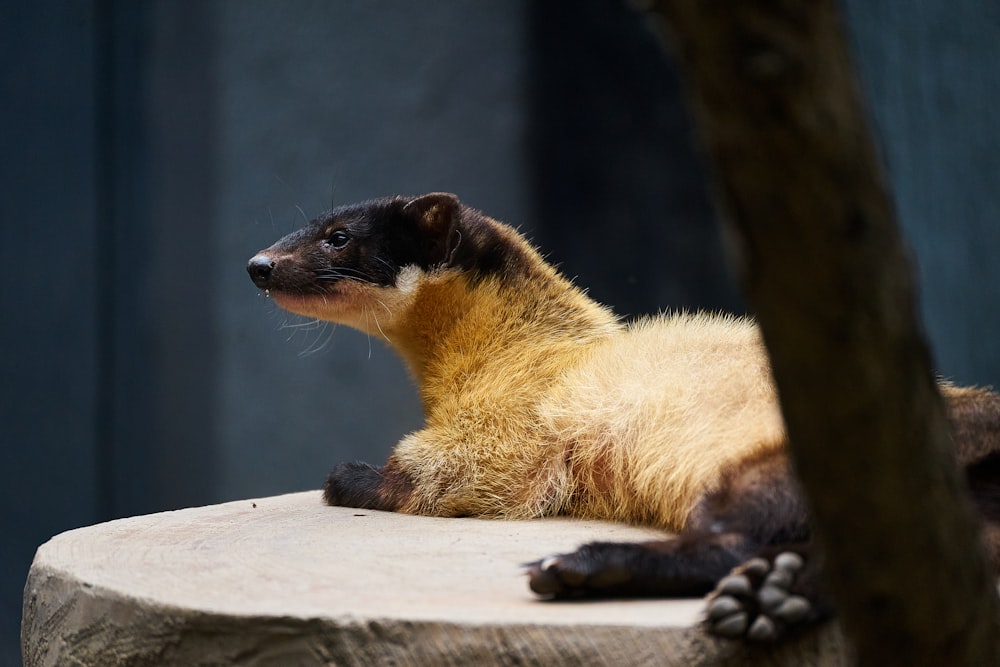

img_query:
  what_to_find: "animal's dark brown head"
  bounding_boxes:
[247,193,461,330]
[247,191,542,331]
[246,193,463,325]
[248,193,461,294]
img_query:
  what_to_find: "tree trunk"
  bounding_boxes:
[644,1,1000,664]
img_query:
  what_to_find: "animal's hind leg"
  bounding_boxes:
[527,450,804,597]
[702,542,835,641]
[686,450,835,640]
[965,452,1000,571]
[526,449,835,640]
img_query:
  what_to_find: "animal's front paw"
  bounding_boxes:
[704,551,823,642]
[525,542,639,599]
[323,461,383,508]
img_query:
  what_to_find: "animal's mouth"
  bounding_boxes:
[255,275,395,333]
[264,286,359,322]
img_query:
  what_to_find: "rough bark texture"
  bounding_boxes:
[645,1,1000,664]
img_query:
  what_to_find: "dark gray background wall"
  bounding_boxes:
[844,0,1000,388]
[2,1,998,664]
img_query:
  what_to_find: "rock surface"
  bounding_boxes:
[22,491,848,666]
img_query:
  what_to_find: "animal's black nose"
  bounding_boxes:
[247,254,276,289]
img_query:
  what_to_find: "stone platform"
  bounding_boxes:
[22,491,847,665]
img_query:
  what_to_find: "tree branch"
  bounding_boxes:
[644,1,1000,663]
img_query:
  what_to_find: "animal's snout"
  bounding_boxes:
[247,254,276,289]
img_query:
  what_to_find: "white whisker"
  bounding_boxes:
[363,306,374,359]
[370,304,393,345]
[279,318,324,331]
[373,297,394,318]
[315,266,378,285]
[290,316,332,357]
[273,313,336,357]
[298,321,336,357]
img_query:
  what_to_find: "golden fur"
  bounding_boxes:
[250,193,1000,631]
[270,204,787,532]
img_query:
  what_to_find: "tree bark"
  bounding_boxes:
[644,1,1000,664]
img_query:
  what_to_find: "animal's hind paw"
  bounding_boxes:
[704,551,819,642]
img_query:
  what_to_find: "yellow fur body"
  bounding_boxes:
[274,208,785,532]
[250,193,1000,618]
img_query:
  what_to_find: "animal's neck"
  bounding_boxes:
[386,269,619,410]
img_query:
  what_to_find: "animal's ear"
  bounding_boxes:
[403,193,462,266]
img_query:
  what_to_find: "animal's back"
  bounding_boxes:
[547,311,785,530]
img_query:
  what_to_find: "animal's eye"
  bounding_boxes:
[326,230,350,250]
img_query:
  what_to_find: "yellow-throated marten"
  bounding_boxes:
[248,193,1000,642]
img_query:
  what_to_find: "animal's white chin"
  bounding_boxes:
[269,291,345,322]
[268,276,424,337]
